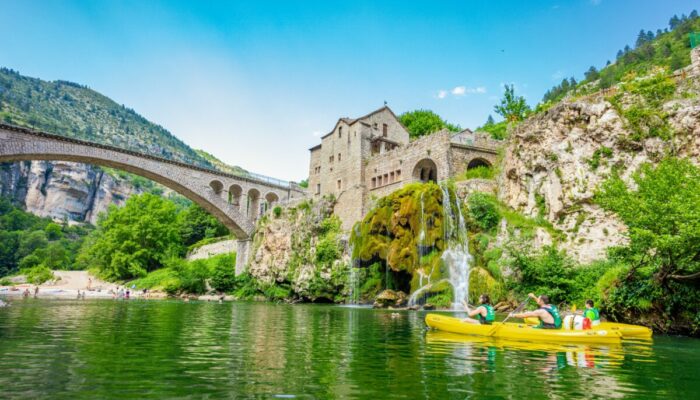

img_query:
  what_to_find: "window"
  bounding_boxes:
[390,171,395,183]
[373,123,378,130]
[384,173,389,184]
[378,176,382,186]
[338,127,342,138]
[337,179,342,190]
[371,177,376,188]
[338,153,341,162]
[396,170,401,180]
[316,184,321,194]
[329,155,334,163]
[383,123,388,137]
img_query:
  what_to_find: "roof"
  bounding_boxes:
[319,105,403,140]
[309,144,322,151]
[370,136,401,146]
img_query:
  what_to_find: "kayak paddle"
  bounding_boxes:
[487,297,530,337]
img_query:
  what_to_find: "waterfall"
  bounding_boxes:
[440,184,473,310]
[347,225,361,305]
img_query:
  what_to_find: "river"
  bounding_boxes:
[0,299,698,399]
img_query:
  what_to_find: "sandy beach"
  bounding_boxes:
[0,270,149,299]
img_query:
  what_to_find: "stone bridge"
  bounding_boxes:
[0,123,306,272]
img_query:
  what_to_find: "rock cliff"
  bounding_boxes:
[0,161,149,224]
[498,71,700,263]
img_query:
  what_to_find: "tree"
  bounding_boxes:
[77,193,183,280]
[494,85,530,122]
[485,115,495,126]
[176,203,229,247]
[691,10,698,19]
[398,110,460,139]
[584,66,600,81]
[669,15,680,30]
[298,179,309,189]
[635,29,649,47]
[596,158,700,283]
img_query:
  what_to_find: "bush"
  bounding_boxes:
[23,265,54,285]
[468,193,500,231]
[460,165,494,180]
[209,253,237,292]
[273,206,282,218]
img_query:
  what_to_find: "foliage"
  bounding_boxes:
[0,196,90,277]
[273,206,282,218]
[457,165,495,181]
[542,77,578,103]
[587,146,614,170]
[22,265,54,285]
[177,203,229,247]
[398,109,461,139]
[467,193,500,232]
[607,70,677,141]
[298,179,309,188]
[476,120,509,140]
[209,253,237,292]
[77,193,183,280]
[595,158,700,333]
[494,85,530,123]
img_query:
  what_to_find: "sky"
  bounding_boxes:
[0,1,697,181]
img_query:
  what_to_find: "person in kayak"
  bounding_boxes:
[584,299,601,326]
[462,294,496,325]
[512,293,562,329]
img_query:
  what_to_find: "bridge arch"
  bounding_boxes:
[247,188,261,220]
[229,184,243,210]
[210,180,224,195]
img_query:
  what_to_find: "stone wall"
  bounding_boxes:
[187,239,236,260]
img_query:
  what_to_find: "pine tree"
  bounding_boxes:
[584,66,599,81]
[485,115,495,126]
[646,30,654,41]
[669,15,680,30]
[616,49,623,59]
[691,10,698,19]
[636,29,648,47]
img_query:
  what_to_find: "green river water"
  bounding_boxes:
[0,299,698,399]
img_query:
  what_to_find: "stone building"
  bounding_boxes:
[308,106,502,229]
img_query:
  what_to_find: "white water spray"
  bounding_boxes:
[440,184,473,310]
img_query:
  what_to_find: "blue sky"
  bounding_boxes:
[1,1,696,180]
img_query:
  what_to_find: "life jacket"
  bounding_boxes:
[478,304,495,323]
[540,304,562,329]
[584,307,600,322]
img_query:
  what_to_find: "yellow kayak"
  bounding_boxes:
[425,314,622,344]
[523,317,652,339]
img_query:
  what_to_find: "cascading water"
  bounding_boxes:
[440,184,473,310]
[347,225,361,305]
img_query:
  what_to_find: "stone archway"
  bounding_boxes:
[467,158,491,170]
[247,188,261,221]
[412,158,438,183]
[210,180,224,196]
[229,184,243,210]
[264,192,280,212]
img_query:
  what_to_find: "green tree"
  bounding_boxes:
[177,203,229,247]
[596,158,700,283]
[494,85,530,122]
[78,193,183,280]
[584,66,600,81]
[398,110,460,139]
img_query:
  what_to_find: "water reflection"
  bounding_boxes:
[0,299,698,399]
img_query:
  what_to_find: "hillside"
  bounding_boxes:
[0,67,247,173]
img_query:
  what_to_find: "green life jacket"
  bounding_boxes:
[540,304,562,329]
[478,304,495,324]
[584,307,600,321]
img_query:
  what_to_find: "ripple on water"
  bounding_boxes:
[0,299,699,399]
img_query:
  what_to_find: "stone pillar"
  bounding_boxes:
[692,47,700,76]
[235,239,252,275]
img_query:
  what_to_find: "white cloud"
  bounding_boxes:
[439,86,486,98]
[552,70,564,81]
[312,130,322,137]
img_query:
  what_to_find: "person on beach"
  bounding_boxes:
[125,289,130,299]
[23,288,30,298]
[462,294,496,325]
[511,293,562,329]
[33,286,39,298]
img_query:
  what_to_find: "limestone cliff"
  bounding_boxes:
[248,197,350,302]
[0,161,149,224]
[498,71,700,263]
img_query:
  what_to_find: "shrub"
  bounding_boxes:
[273,206,282,218]
[23,265,54,284]
[468,193,500,231]
[209,253,237,292]
[460,165,494,180]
